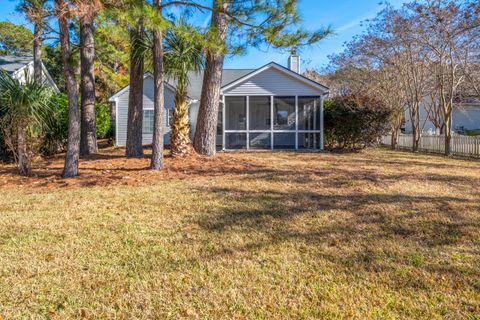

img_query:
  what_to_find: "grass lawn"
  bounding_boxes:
[0,148,479,319]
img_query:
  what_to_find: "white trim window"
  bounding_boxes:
[142,108,174,134]
[143,109,154,134]
[166,108,173,128]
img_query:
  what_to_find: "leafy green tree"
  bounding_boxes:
[0,21,32,56]
[94,12,130,100]
[164,20,204,157]
[43,44,66,90]
[0,71,53,175]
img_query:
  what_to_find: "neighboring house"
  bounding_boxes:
[109,54,329,150]
[0,55,59,92]
[404,97,480,135]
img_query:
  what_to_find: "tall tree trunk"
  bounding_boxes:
[171,90,191,157]
[56,0,80,178]
[150,0,165,170]
[410,101,420,152]
[444,102,452,156]
[79,14,98,155]
[391,111,403,150]
[126,20,144,157]
[391,128,398,150]
[33,22,42,82]
[193,0,229,156]
[17,126,31,176]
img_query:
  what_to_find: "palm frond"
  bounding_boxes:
[164,19,205,92]
[0,70,54,132]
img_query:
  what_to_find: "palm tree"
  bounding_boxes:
[164,21,204,157]
[0,71,53,175]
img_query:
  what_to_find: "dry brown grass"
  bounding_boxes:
[0,148,479,319]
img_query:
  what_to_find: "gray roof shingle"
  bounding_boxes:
[0,55,33,74]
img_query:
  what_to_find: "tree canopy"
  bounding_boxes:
[0,21,33,55]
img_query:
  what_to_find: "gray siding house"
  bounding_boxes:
[0,55,59,91]
[109,55,329,150]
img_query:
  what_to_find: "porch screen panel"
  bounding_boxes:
[225,96,246,130]
[273,97,295,130]
[225,133,247,149]
[274,133,295,149]
[216,105,223,148]
[314,97,321,129]
[249,96,271,130]
[298,133,320,150]
[298,97,319,131]
[250,132,271,149]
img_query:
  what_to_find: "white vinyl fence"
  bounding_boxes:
[381,134,480,158]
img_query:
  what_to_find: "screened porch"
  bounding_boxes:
[217,95,324,151]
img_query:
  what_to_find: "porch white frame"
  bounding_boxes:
[221,94,325,151]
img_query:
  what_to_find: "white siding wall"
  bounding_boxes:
[188,101,200,140]
[11,63,57,90]
[223,68,322,96]
[115,76,176,146]
[404,100,480,133]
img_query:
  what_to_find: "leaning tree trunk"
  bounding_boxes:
[17,126,31,176]
[79,13,98,155]
[56,0,81,178]
[33,22,42,83]
[193,0,229,156]
[125,21,145,157]
[171,90,191,157]
[150,0,165,170]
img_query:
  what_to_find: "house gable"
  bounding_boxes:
[0,56,59,92]
[110,74,176,147]
[221,63,329,96]
[109,73,176,104]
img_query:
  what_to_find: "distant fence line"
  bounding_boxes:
[381,134,480,158]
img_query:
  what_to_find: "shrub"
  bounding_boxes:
[0,125,11,162]
[0,72,54,175]
[42,93,69,155]
[324,94,392,150]
[41,94,111,155]
[95,101,111,140]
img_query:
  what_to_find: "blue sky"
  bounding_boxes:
[1,0,408,70]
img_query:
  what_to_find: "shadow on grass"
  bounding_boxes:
[194,186,479,275]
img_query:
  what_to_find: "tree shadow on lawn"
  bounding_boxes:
[194,186,479,276]
[208,163,480,188]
